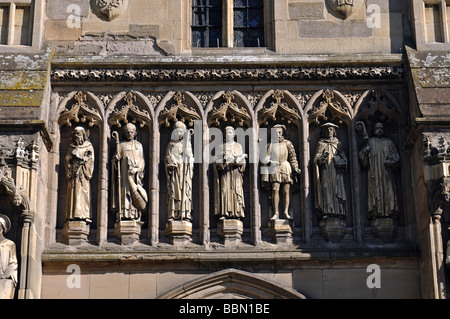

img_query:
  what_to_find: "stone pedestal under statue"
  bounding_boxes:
[114,219,143,245]
[217,219,243,247]
[268,219,293,245]
[166,220,192,246]
[371,217,396,243]
[63,220,90,246]
[319,217,346,243]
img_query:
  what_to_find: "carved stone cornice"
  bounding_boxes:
[51,66,405,83]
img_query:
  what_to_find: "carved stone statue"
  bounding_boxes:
[359,122,400,219]
[165,121,194,221]
[64,126,95,223]
[112,123,147,221]
[313,123,348,219]
[0,214,17,299]
[262,124,301,220]
[214,126,247,220]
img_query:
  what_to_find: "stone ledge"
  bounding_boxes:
[41,245,418,265]
[50,53,404,68]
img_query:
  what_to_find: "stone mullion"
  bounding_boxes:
[7,2,14,45]
[441,0,450,42]
[223,0,234,47]
[251,119,261,245]
[149,121,159,247]
[301,119,311,244]
[349,123,363,243]
[97,125,109,246]
[200,123,210,246]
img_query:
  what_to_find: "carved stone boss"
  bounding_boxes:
[92,0,129,21]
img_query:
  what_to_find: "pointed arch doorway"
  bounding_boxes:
[157,268,306,299]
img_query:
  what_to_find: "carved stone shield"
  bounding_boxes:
[92,0,129,21]
[326,0,354,19]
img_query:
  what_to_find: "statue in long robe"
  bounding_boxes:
[0,215,17,299]
[65,126,94,223]
[165,121,194,221]
[261,124,301,220]
[214,126,247,220]
[313,123,347,219]
[112,123,147,221]
[359,122,400,219]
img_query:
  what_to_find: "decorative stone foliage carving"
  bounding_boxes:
[51,66,405,82]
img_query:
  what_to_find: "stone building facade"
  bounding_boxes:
[0,0,449,299]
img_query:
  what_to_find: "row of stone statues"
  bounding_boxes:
[63,120,400,243]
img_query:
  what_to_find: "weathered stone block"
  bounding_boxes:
[114,219,143,245]
[62,220,90,246]
[289,2,325,20]
[166,220,192,246]
[268,219,293,245]
[217,219,243,247]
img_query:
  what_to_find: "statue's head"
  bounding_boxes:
[0,214,11,235]
[13,194,22,207]
[73,126,87,145]
[172,121,187,141]
[321,122,338,138]
[123,123,137,141]
[225,126,235,142]
[374,122,384,137]
[272,124,286,142]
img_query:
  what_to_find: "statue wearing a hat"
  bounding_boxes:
[313,122,348,220]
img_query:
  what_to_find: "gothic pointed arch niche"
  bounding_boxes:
[353,88,405,242]
[305,89,353,243]
[255,89,305,243]
[106,91,153,245]
[205,91,254,245]
[56,91,103,245]
[156,91,203,245]
[157,268,306,299]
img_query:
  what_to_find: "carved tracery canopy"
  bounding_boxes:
[108,91,151,128]
[58,91,102,128]
[208,91,251,127]
[356,89,403,125]
[308,89,351,125]
[258,89,300,127]
[158,91,201,128]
